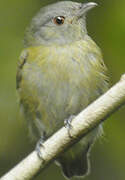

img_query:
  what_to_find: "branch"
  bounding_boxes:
[1,74,125,180]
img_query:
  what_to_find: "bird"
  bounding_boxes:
[16,1,109,179]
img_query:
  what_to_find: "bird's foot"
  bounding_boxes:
[64,115,75,138]
[36,136,45,161]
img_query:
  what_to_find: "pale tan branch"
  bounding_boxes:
[1,74,125,180]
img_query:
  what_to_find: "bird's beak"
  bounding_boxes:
[77,2,97,18]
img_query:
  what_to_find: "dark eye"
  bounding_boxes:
[53,16,65,25]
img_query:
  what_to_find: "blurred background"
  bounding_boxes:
[0,0,125,179]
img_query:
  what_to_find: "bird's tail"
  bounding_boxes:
[56,142,91,179]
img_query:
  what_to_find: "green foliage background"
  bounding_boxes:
[0,0,125,179]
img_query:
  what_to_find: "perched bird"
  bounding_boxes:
[17,1,109,179]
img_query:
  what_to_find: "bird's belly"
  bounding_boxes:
[19,41,108,140]
[20,59,104,140]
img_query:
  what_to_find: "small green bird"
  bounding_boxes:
[17,1,109,179]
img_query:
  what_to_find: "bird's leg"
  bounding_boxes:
[64,115,75,138]
[35,132,46,161]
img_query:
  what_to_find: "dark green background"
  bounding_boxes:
[0,0,125,179]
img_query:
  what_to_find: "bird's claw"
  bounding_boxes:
[36,137,45,161]
[64,115,75,138]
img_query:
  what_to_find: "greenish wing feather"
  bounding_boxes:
[16,49,28,89]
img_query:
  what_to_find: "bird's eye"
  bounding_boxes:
[53,16,65,25]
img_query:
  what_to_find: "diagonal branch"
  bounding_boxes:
[1,74,125,180]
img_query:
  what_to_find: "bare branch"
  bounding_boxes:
[1,74,125,180]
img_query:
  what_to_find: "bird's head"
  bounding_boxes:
[24,1,97,46]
